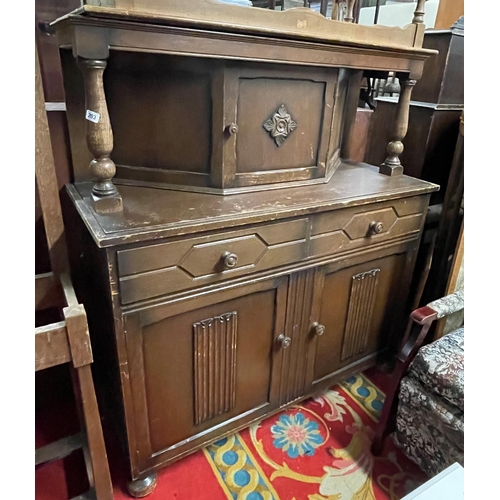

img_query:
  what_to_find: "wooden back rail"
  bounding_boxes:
[35,44,114,500]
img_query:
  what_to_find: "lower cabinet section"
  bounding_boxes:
[121,242,416,476]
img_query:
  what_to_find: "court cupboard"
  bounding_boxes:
[51,0,439,496]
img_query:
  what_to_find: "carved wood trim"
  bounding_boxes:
[341,268,380,361]
[279,269,315,405]
[263,104,297,147]
[193,312,238,425]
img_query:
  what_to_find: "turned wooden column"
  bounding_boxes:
[344,0,356,23]
[379,77,416,176]
[78,58,123,214]
[412,0,427,24]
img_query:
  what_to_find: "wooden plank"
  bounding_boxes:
[35,322,71,371]
[35,44,69,274]
[35,433,84,466]
[434,0,463,30]
[64,304,94,368]
[74,365,114,500]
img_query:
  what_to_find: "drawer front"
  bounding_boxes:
[118,218,307,304]
[308,195,427,259]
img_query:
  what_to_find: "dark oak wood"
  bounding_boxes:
[53,1,440,494]
[411,29,464,106]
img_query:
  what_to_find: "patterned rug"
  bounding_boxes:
[36,371,427,500]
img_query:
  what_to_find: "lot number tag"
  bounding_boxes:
[86,110,100,123]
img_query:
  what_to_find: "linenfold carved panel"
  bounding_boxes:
[341,268,381,361]
[193,312,238,425]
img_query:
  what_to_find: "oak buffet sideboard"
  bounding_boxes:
[51,0,439,496]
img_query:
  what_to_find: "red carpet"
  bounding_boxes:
[36,370,427,499]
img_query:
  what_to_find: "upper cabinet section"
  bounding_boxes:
[51,0,437,199]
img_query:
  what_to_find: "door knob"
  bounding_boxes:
[369,221,384,235]
[221,251,238,269]
[277,334,291,349]
[225,123,239,137]
[312,322,325,336]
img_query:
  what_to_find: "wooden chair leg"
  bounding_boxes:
[71,365,114,500]
[371,375,401,455]
[371,318,434,455]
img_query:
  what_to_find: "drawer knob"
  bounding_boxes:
[221,251,238,269]
[225,123,239,136]
[370,221,384,235]
[277,334,291,349]
[312,322,325,336]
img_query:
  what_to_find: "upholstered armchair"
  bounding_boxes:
[372,289,464,477]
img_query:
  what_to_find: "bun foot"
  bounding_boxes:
[127,473,157,498]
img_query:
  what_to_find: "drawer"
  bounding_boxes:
[309,196,427,259]
[117,218,307,304]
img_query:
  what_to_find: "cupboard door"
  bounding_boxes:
[312,250,410,384]
[123,278,287,470]
[219,65,338,188]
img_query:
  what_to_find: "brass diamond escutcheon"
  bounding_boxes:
[263,104,297,147]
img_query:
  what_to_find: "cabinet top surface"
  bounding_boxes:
[68,162,438,248]
[51,0,436,56]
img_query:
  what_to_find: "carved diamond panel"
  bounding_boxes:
[179,235,268,277]
[343,208,397,240]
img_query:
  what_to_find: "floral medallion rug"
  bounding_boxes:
[36,371,428,500]
[200,372,427,500]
